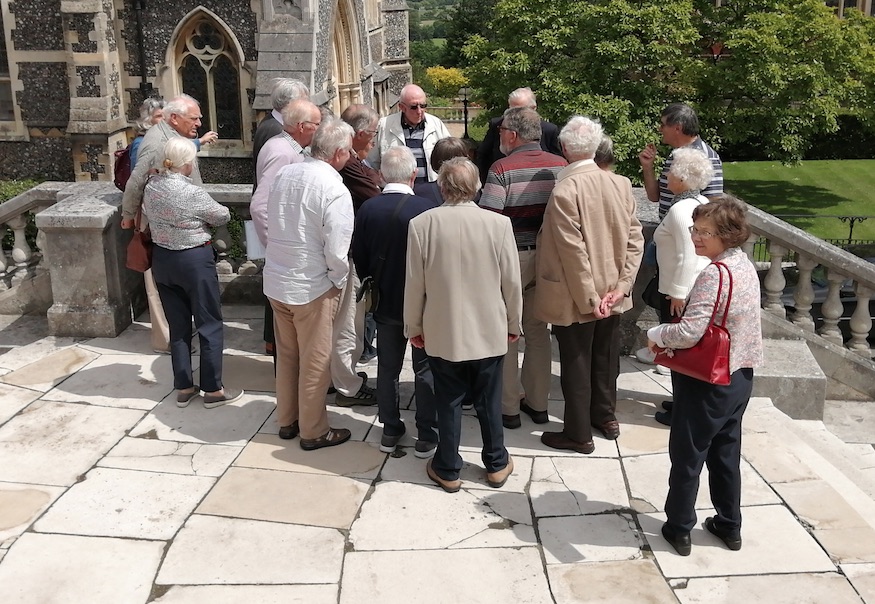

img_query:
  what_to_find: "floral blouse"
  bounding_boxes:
[143,172,230,251]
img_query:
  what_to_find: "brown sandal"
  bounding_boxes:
[300,428,351,451]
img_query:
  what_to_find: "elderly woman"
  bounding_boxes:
[647,195,763,556]
[405,157,522,492]
[413,137,472,205]
[143,138,243,408]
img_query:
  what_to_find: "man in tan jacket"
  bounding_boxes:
[405,157,522,493]
[534,116,644,454]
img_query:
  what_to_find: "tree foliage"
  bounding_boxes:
[425,66,469,98]
[460,0,875,176]
[442,0,498,68]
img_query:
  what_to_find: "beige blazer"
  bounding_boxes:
[533,161,644,326]
[404,202,523,362]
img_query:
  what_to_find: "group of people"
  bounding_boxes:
[119,82,763,557]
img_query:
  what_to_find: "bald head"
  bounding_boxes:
[399,84,428,126]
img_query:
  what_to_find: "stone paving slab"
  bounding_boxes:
[0,346,99,393]
[0,382,40,425]
[34,467,215,539]
[0,532,164,604]
[152,585,338,604]
[222,319,265,356]
[842,562,875,603]
[0,400,144,486]
[340,547,553,604]
[234,435,384,479]
[79,325,167,355]
[825,400,875,445]
[548,560,677,604]
[640,505,836,578]
[0,335,80,372]
[676,572,863,604]
[197,466,370,529]
[157,515,344,585]
[0,482,66,542]
[129,392,274,445]
[539,513,642,564]
[220,354,274,391]
[40,353,174,409]
[530,456,628,517]
[98,436,242,476]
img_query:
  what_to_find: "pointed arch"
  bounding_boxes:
[328,0,363,114]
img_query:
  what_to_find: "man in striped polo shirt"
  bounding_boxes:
[639,103,723,220]
[479,107,567,430]
[369,84,450,184]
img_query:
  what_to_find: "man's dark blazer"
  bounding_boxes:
[476,116,563,184]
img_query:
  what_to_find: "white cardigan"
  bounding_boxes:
[654,194,710,300]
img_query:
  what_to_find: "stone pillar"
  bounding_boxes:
[380,0,412,98]
[253,0,315,111]
[61,0,128,182]
[35,187,145,337]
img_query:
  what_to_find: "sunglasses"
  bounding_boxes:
[404,103,428,110]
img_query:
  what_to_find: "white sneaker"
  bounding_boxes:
[635,347,656,364]
[656,364,672,376]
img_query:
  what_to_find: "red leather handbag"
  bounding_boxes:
[125,206,153,273]
[655,262,732,386]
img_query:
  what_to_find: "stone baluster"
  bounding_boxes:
[213,224,234,275]
[848,283,874,357]
[0,225,8,275]
[742,233,758,262]
[818,269,846,346]
[763,242,787,318]
[792,253,818,331]
[7,214,34,285]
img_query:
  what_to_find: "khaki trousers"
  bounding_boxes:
[270,288,340,439]
[330,258,366,396]
[144,268,170,352]
[502,250,552,415]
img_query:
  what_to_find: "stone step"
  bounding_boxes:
[753,338,826,420]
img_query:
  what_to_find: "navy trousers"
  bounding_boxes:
[152,244,224,392]
[664,367,754,534]
[429,354,508,481]
[374,320,438,443]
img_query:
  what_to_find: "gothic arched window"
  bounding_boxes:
[176,16,241,140]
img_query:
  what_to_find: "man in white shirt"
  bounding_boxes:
[264,118,356,451]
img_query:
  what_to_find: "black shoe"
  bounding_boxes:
[661,400,674,412]
[379,428,405,453]
[661,523,691,556]
[502,414,521,429]
[654,411,672,426]
[278,421,299,440]
[704,517,742,551]
[520,400,549,424]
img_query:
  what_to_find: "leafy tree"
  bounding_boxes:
[425,66,469,98]
[442,0,498,68]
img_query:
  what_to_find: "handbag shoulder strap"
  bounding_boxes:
[709,261,733,328]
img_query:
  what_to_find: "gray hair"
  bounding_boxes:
[380,146,417,184]
[341,104,379,133]
[669,147,713,191]
[594,136,615,169]
[559,116,604,158]
[136,97,165,132]
[437,157,480,204]
[281,99,318,128]
[310,118,354,161]
[502,107,541,143]
[662,103,700,137]
[270,78,310,111]
[160,137,197,173]
[508,87,536,109]
[164,94,199,119]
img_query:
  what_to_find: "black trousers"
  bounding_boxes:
[552,315,620,443]
[152,244,224,392]
[375,320,437,443]
[664,367,754,534]
[429,354,508,481]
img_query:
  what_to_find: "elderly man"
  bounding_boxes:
[479,106,566,430]
[639,102,723,221]
[369,84,450,184]
[263,118,356,450]
[351,147,440,456]
[339,104,383,210]
[535,116,644,454]
[405,157,522,493]
[476,87,563,184]
[252,77,310,183]
[121,94,205,353]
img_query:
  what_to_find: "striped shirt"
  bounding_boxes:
[658,138,723,220]
[402,117,427,184]
[479,143,567,249]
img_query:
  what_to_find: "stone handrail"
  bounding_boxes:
[745,205,875,357]
[0,182,66,282]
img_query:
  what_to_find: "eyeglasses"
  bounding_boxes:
[303,120,321,127]
[181,114,203,121]
[404,103,428,110]
[689,226,717,239]
[362,129,378,136]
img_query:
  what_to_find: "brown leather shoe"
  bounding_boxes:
[594,420,620,440]
[300,428,351,451]
[427,458,461,493]
[486,456,514,488]
[278,421,299,440]
[541,431,595,454]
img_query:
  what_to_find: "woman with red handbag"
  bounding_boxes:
[646,196,763,556]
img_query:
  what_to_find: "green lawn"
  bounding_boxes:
[723,160,875,242]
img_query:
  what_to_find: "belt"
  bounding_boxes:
[518,245,536,252]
